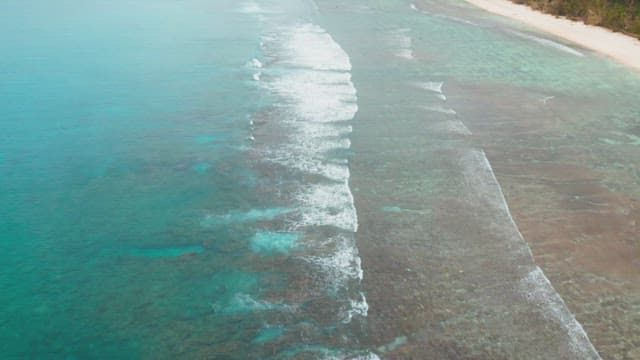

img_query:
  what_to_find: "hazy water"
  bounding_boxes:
[1,0,266,357]
[2,0,640,358]
[1,0,372,358]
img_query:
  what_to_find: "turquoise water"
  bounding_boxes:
[2,0,640,358]
[1,0,371,358]
[0,0,270,357]
[250,232,300,254]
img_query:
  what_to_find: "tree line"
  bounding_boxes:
[513,0,640,37]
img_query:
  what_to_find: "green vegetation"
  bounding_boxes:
[513,0,640,37]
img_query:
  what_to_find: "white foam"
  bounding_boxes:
[261,25,358,182]
[279,134,351,155]
[421,105,457,115]
[396,49,414,60]
[519,267,602,359]
[540,95,555,104]
[355,354,381,360]
[460,149,600,358]
[436,13,480,26]
[432,119,472,135]
[411,81,443,93]
[460,149,531,256]
[262,30,358,181]
[410,81,448,100]
[269,149,351,181]
[292,122,352,138]
[410,3,418,11]
[410,3,481,26]
[247,58,263,68]
[388,28,414,60]
[510,30,584,57]
[264,90,354,180]
[305,234,364,285]
[247,58,263,81]
[277,23,353,71]
[269,70,357,123]
[303,234,366,324]
[259,22,367,322]
[296,181,358,232]
[345,292,369,323]
[319,353,379,360]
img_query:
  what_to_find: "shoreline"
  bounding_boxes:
[463,0,640,71]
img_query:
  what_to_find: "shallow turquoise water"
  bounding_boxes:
[1,0,371,358]
[1,0,270,357]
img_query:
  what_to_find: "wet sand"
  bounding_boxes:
[463,0,640,71]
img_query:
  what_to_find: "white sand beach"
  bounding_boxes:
[464,0,640,71]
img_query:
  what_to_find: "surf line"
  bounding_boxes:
[258,21,369,323]
[462,149,601,359]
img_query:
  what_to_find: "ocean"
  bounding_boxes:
[1,0,639,358]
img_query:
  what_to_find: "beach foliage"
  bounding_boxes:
[514,0,640,37]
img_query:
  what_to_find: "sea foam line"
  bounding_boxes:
[461,149,600,359]
[520,267,601,359]
[387,28,414,60]
[277,23,353,71]
[431,119,472,136]
[510,30,584,57]
[420,104,457,115]
[411,1,483,27]
[410,81,447,100]
[411,80,471,135]
[259,23,366,322]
